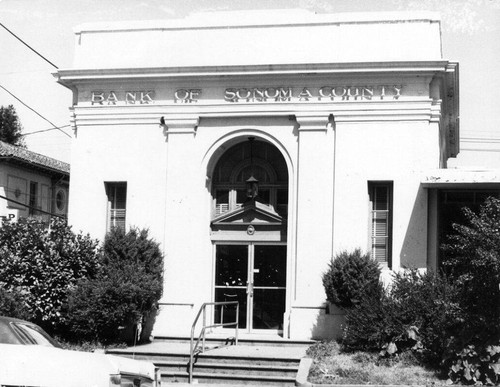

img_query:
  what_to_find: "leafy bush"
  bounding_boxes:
[65,227,163,344]
[445,344,500,385]
[0,217,100,329]
[440,197,500,384]
[343,269,463,365]
[0,286,30,320]
[331,198,500,384]
[322,249,382,309]
[441,196,500,345]
[342,290,389,351]
[388,270,463,363]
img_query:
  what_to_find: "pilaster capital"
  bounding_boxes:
[160,115,199,138]
[294,114,332,132]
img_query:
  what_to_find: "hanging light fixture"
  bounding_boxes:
[246,137,259,200]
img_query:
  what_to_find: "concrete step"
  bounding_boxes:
[154,360,298,376]
[106,341,308,386]
[161,370,296,386]
[112,351,301,367]
[154,335,314,348]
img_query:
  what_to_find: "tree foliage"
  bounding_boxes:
[65,227,164,344]
[0,105,25,147]
[322,249,383,309]
[441,196,500,344]
[0,217,100,329]
[343,269,463,365]
[441,197,500,384]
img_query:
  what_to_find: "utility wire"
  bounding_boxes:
[0,85,71,138]
[0,22,58,69]
[22,125,71,137]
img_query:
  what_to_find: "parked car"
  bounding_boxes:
[0,316,160,387]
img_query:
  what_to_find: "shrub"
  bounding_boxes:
[343,269,463,365]
[65,227,163,344]
[388,270,464,364]
[0,217,100,330]
[440,197,500,384]
[445,344,500,385]
[441,197,500,345]
[0,286,30,320]
[322,249,382,309]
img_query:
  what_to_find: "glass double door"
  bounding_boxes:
[214,244,287,333]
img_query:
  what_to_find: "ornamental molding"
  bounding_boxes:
[159,115,199,138]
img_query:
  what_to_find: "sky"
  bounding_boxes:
[0,0,499,164]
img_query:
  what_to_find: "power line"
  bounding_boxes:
[0,84,72,138]
[0,22,58,69]
[22,125,71,137]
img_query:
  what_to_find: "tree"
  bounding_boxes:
[441,196,500,345]
[65,227,164,344]
[0,105,25,147]
[0,217,100,331]
[440,197,500,385]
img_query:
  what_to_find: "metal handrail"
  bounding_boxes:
[189,301,239,383]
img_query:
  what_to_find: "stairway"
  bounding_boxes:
[106,335,314,386]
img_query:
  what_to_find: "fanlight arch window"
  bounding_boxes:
[211,140,288,218]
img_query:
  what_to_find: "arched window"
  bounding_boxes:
[211,140,288,218]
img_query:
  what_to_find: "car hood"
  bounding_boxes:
[0,343,156,387]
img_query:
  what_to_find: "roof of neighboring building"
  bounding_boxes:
[0,141,70,176]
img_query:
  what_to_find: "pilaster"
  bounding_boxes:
[293,114,334,306]
[161,114,203,306]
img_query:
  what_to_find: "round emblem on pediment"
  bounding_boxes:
[247,225,255,235]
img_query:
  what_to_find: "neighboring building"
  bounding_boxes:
[54,10,497,340]
[0,141,70,222]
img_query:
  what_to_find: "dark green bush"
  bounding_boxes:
[440,197,500,384]
[322,249,382,309]
[388,270,463,364]
[0,217,100,330]
[342,291,389,351]
[441,197,500,345]
[445,344,500,385]
[343,269,463,365]
[0,286,30,320]
[334,198,500,383]
[65,227,163,344]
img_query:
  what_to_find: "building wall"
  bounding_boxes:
[59,10,458,340]
[0,163,68,222]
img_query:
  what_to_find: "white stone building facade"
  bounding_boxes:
[56,10,465,339]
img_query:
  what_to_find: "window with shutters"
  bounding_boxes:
[105,182,127,232]
[369,182,393,267]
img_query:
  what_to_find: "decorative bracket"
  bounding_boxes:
[294,114,332,132]
[159,115,199,139]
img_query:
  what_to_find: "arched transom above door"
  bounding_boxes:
[210,138,289,241]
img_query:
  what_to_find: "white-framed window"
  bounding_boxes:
[369,182,393,267]
[105,182,127,231]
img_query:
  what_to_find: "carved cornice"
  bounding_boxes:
[55,61,452,83]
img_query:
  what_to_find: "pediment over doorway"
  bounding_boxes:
[211,200,283,226]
